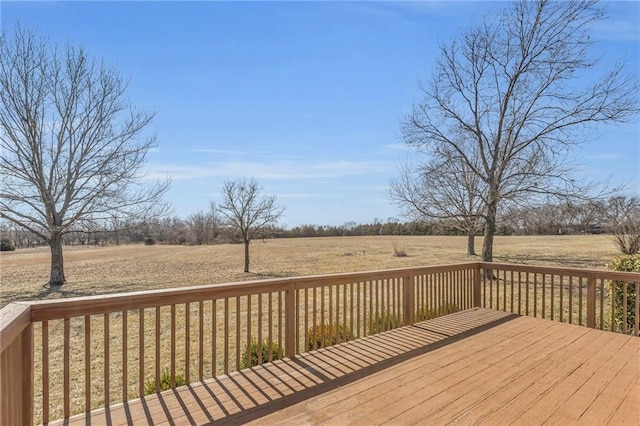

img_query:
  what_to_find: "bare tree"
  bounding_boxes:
[187,203,219,245]
[218,178,284,273]
[403,0,638,263]
[391,155,485,255]
[605,196,640,255]
[0,28,168,286]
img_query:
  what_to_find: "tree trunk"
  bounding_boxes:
[466,233,476,256]
[482,193,499,279]
[49,231,66,286]
[243,239,250,273]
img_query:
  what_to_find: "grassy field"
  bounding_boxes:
[0,234,620,307]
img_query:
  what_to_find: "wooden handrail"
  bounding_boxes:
[28,263,477,322]
[479,262,640,281]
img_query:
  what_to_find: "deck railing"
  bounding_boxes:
[0,262,637,425]
[479,262,639,334]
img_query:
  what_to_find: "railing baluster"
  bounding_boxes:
[510,270,514,313]
[599,279,605,330]
[185,303,190,384]
[198,301,203,381]
[349,283,353,340]
[278,291,283,359]
[611,281,616,332]
[328,285,333,343]
[246,294,252,367]
[258,293,263,366]
[321,287,326,346]
[312,288,317,350]
[268,292,273,361]
[343,283,348,340]
[569,277,573,324]
[355,283,360,338]
[212,299,217,375]
[84,316,90,413]
[489,268,493,310]
[139,308,144,398]
[304,288,308,353]
[502,269,507,312]
[517,271,522,315]
[622,281,628,334]
[64,318,70,417]
[224,298,229,375]
[579,277,584,326]
[42,320,49,423]
[104,313,110,407]
[155,307,160,393]
[296,288,302,353]
[524,272,529,316]
[550,274,555,321]
[533,273,538,317]
[170,304,176,388]
[235,297,241,370]
[122,310,128,402]
[542,274,547,318]
[559,275,564,322]
[635,280,639,335]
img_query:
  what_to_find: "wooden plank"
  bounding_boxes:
[578,342,640,424]
[552,336,639,420]
[451,330,617,424]
[345,321,587,425]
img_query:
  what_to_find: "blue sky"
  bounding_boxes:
[2,1,639,227]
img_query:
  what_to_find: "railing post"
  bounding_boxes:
[403,275,414,326]
[587,272,596,328]
[285,283,296,358]
[473,264,482,308]
[0,303,33,426]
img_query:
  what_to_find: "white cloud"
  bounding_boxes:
[384,143,411,151]
[278,193,330,199]
[147,158,393,181]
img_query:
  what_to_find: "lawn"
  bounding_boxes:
[0,234,620,307]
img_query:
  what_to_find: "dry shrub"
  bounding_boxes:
[307,323,353,350]
[392,241,407,257]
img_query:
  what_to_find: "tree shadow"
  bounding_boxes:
[495,254,606,269]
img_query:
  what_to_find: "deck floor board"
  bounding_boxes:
[48,308,639,426]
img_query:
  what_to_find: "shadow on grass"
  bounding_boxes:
[496,254,606,269]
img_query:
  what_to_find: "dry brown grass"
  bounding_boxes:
[0,235,619,307]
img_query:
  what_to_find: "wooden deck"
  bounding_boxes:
[51,308,640,425]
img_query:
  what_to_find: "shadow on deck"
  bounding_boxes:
[51,308,639,425]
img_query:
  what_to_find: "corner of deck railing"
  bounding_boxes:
[0,302,33,426]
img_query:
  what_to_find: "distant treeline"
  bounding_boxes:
[1,197,633,248]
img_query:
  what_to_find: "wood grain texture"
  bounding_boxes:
[47,308,639,426]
